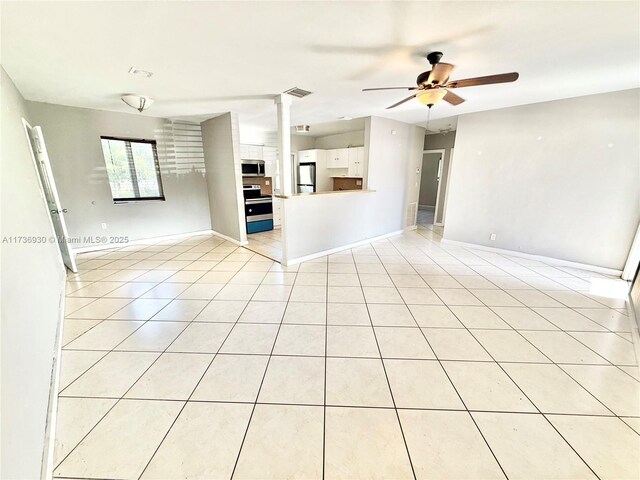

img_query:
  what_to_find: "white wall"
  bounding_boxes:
[201,113,246,243]
[444,88,640,270]
[291,133,315,154]
[314,130,364,149]
[282,117,425,261]
[26,102,211,247]
[239,124,277,148]
[1,67,66,479]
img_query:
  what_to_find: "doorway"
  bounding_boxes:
[418,150,444,226]
[23,120,77,272]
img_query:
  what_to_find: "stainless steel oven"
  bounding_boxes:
[241,160,265,177]
[243,184,273,233]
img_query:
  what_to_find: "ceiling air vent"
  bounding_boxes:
[284,87,312,98]
[295,125,310,133]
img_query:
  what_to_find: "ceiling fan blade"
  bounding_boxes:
[446,72,519,89]
[427,63,454,85]
[386,93,418,109]
[443,89,465,106]
[363,87,418,91]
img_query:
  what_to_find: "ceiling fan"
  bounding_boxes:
[363,52,519,109]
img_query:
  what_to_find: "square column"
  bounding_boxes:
[274,94,293,196]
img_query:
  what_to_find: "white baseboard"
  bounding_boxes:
[405,225,418,231]
[42,278,66,479]
[283,230,404,266]
[441,238,623,276]
[212,230,248,246]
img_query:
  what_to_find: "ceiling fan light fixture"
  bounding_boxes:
[416,89,447,107]
[121,94,154,112]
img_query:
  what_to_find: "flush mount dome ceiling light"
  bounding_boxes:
[121,94,154,112]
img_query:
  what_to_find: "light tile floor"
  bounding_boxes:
[55,224,639,479]
[246,227,282,262]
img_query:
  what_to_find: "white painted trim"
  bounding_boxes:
[42,278,66,480]
[419,149,445,228]
[418,204,435,210]
[622,221,640,281]
[441,238,623,276]
[441,146,454,226]
[283,230,404,266]
[211,230,249,246]
[70,229,240,254]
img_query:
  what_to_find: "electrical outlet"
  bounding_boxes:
[101,223,107,230]
[490,233,496,241]
[265,180,270,185]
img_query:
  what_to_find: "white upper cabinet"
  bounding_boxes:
[262,146,278,178]
[240,144,263,160]
[347,147,364,176]
[298,149,323,163]
[326,148,349,168]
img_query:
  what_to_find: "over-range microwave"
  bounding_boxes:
[241,160,265,177]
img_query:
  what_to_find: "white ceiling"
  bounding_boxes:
[2,1,638,131]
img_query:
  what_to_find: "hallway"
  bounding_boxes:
[55,229,639,479]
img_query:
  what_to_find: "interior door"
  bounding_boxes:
[23,121,77,272]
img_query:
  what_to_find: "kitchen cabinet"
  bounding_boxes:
[240,144,263,160]
[326,148,349,168]
[263,146,278,178]
[298,149,323,163]
[272,196,282,226]
[347,146,365,177]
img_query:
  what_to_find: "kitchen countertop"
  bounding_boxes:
[274,189,375,199]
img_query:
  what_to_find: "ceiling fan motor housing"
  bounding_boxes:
[426,51,443,65]
[417,71,433,87]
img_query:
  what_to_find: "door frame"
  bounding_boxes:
[419,149,446,226]
[623,221,640,281]
[441,147,454,226]
[22,119,77,272]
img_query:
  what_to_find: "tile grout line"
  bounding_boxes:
[370,240,509,480]
[60,231,637,478]
[55,241,243,474]
[136,249,271,480]
[385,235,634,472]
[423,280,604,480]
[358,244,418,480]
[322,254,329,480]
[228,255,301,480]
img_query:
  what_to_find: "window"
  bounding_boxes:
[100,136,165,202]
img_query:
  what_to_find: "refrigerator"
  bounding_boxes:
[297,162,316,193]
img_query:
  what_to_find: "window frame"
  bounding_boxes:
[100,136,166,204]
